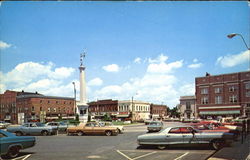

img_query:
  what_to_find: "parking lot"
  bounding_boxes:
[1,122,216,160]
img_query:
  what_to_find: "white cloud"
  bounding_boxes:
[0,61,76,99]
[147,60,183,73]
[134,57,141,64]
[188,63,203,69]
[88,78,103,86]
[49,67,75,79]
[216,50,249,68]
[148,54,168,64]
[179,83,195,96]
[91,54,187,107]
[193,59,198,63]
[0,41,11,50]
[102,64,120,72]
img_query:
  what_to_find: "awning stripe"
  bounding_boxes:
[199,110,240,115]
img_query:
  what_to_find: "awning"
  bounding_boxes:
[199,110,240,115]
[116,115,129,118]
[199,105,241,109]
[46,117,59,119]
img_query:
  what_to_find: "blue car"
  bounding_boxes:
[0,129,36,158]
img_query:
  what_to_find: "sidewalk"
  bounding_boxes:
[208,134,250,160]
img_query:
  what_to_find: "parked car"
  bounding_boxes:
[98,122,124,133]
[189,123,239,140]
[0,121,11,129]
[0,129,36,158]
[7,122,57,136]
[67,122,119,136]
[137,126,234,150]
[46,122,68,132]
[147,121,163,132]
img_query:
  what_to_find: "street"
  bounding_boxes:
[4,122,216,160]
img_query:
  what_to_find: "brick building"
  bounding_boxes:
[195,71,250,119]
[88,99,118,119]
[150,104,168,120]
[0,90,75,124]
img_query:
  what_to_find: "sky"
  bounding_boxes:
[0,1,249,108]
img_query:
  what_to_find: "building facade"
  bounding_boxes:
[179,96,196,119]
[88,99,118,119]
[0,90,75,124]
[195,71,250,119]
[150,104,168,120]
[118,100,150,121]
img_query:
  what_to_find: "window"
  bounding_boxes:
[53,108,56,112]
[246,82,250,89]
[40,107,43,111]
[180,127,192,134]
[215,88,222,93]
[201,88,208,94]
[40,100,43,103]
[229,86,237,92]
[186,102,191,110]
[48,100,50,104]
[229,95,237,103]
[215,96,222,104]
[169,128,181,134]
[48,108,51,112]
[201,97,209,104]
[32,106,35,111]
[246,91,250,97]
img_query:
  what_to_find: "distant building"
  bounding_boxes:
[195,71,250,119]
[179,96,196,119]
[118,100,150,121]
[0,90,74,124]
[150,104,168,120]
[88,99,118,119]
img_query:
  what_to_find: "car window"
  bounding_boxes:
[31,123,37,127]
[180,127,192,134]
[169,128,181,134]
[0,133,7,138]
[23,124,29,127]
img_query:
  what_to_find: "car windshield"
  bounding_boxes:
[149,122,161,125]
[36,123,45,127]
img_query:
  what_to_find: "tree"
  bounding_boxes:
[169,106,180,118]
[75,114,79,122]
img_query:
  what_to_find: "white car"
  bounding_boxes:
[0,121,11,129]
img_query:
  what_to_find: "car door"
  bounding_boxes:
[166,127,183,144]
[21,123,30,134]
[83,123,94,134]
[181,127,198,144]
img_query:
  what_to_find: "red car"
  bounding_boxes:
[188,123,239,140]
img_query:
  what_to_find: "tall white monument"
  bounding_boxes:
[77,52,89,122]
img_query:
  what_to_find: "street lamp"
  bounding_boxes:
[72,82,77,115]
[227,33,250,70]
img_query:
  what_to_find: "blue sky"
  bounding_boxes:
[0,1,249,108]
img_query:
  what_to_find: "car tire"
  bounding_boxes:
[7,146,20,158]
[77,131,84,136]
[212,140,224,150]
[157,145,166,150]
[15,131,23,136]
[105,131,112,136]
[41,130,49,136]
